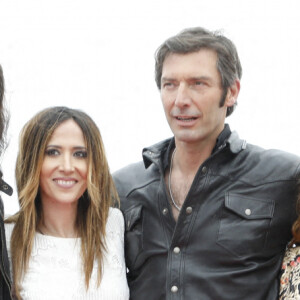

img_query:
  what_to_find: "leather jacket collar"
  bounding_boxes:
[142,131,247,169]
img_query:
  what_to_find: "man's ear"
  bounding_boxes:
[225,79,240,107]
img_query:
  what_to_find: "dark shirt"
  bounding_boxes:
[114,128,300,300]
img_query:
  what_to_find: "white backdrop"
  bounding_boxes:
[0,0,299,214]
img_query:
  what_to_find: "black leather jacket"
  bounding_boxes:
[0,177,13,300]
[113,131,300,300]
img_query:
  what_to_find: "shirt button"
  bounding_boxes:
[186,207,193,214]
[2,184,8,190]
[162,208,168,215]
[245,209,251,216]
[171,286,178,293]
[202,166,207,174]
[173,247,180,254]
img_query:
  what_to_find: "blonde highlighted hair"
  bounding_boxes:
[6,106,119,299]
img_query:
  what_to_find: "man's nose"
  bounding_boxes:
[174,83,191,107]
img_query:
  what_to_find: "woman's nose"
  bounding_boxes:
[59,155,74,172]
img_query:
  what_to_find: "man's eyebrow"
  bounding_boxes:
[161,77,175,82]
[161,76,213,82]
[189,76,213,82]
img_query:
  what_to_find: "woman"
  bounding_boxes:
[280,186,300,299]
[5,106,129,300]
[0,64,13,299]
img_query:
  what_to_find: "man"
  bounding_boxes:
[0,65,13,299]
[113,27,300,300]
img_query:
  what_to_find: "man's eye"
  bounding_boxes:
[45,149,59,156]
[74,151,87,158]
[195,81,204,86]
[163,82,174,88]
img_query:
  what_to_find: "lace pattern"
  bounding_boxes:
[5,208,129,300]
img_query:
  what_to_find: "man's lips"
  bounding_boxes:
[172,115,200,127]
[175,116,198,121]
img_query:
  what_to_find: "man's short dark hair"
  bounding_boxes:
[155,27,242,117]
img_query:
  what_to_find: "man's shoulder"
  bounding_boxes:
[113,161,160,197]
[114,161,146,178]
[225,132,300,182]
[240,142,300,180]
[229,131,299,161]
[246,142,300,166]
[113,138,171,197]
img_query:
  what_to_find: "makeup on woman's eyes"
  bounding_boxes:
[74,150,88,158]
[45,148,60,156]
[45,147,88,158]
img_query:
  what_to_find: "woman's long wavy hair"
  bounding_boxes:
[291,181,300,245]
[6,106,119,299]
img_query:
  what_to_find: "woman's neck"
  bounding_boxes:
[38,201,78,238]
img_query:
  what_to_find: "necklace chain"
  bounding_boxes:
[168,148,181,211]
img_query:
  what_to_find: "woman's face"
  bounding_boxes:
[39,119,88,208]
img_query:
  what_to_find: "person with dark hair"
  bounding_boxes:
[0,65,13,300]
[113,27,300,300]
[280,187,300,299]
[5,107,129,300]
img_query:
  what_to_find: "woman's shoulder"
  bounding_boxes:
[280,245,300,299]
[106,207,125,233]
[283,244,300,264]
[281,245,300,273]
[108,207,124,221]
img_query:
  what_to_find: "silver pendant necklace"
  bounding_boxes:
[168,148,181,211]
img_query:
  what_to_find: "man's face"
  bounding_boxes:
[160,49,236,147]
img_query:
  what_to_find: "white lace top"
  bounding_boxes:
[5,208,129,300]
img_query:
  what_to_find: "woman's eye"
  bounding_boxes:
[74,151,87,158]
[45,149,59,156]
